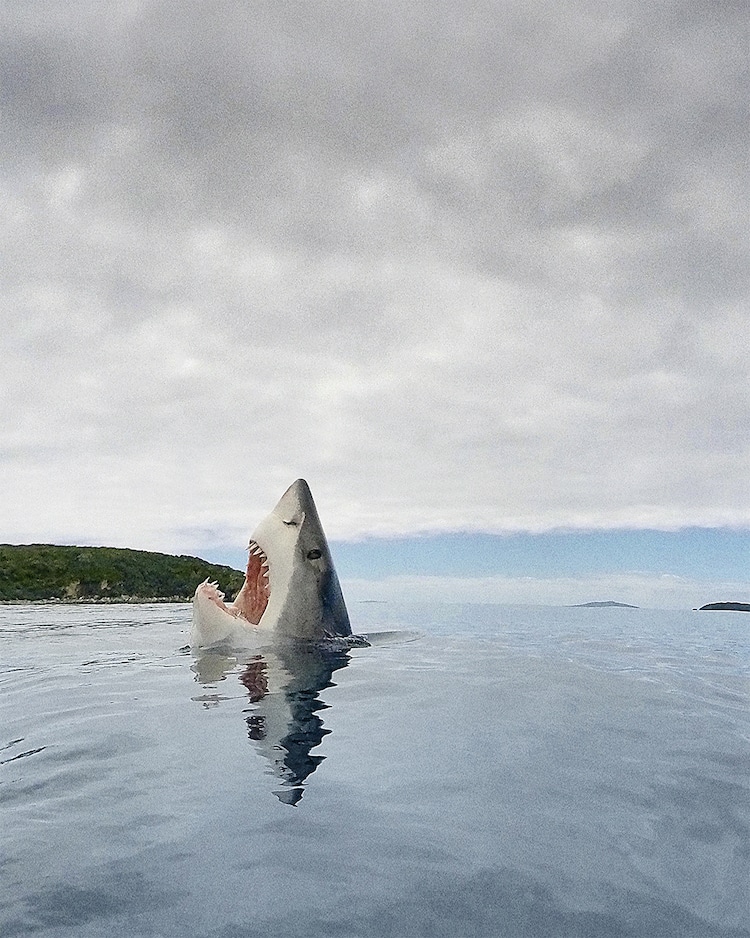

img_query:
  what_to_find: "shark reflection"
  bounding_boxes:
[191,642,353,805]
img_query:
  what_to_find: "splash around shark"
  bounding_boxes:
[191,479,355,649]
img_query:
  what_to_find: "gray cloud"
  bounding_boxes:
[1,0,748,550]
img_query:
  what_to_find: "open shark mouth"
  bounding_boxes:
[235,539,270,625]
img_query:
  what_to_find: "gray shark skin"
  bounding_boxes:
[191,479,352,647]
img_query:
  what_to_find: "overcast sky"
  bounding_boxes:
[2,1,748,604]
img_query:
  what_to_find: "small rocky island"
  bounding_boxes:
[572,601,639,608]
[0,544,244,603]
[698,602,750,612]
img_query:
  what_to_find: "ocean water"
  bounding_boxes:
[1,602,748,938]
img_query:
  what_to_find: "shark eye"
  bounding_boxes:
[306,549,322,560]
[283,519,298,526]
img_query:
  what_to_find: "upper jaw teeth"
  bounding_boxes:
[248,539,270,572]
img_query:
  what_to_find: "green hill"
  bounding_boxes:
[0,544,245,603]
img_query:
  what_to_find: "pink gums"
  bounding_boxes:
[232,544,270,625]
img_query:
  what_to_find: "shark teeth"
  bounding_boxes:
[248,539,270,580]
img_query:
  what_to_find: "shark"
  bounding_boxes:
[191,479,352,648]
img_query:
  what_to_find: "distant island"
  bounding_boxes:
[698,602,750,613]
[571,601,639,608]
[0,544,244,603]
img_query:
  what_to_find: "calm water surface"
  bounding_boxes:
[1,602,748,937]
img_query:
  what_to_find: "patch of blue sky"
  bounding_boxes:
[329,528,750,582]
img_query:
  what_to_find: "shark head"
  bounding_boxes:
[231,479,352,641]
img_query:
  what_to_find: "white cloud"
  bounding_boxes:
[1,0,748,556]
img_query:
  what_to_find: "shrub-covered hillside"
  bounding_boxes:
[0,544,245,602]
